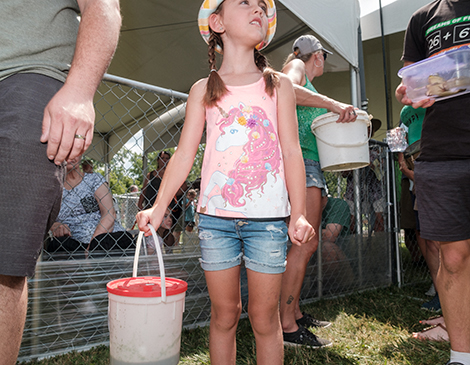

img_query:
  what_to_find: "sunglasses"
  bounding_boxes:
[323,52,328,61]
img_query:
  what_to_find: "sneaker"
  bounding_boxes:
[446,362,464,365]
[296,312,332,328]
[425,283,436,297]
[283,325,332,349]
[422,294,441,312]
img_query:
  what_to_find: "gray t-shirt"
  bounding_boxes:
[57,173,124,244]
[0,0,80,82]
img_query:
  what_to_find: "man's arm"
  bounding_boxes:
[41,0,121,164]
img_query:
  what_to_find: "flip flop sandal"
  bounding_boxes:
[419,315,445,327]
[412,323,449,342]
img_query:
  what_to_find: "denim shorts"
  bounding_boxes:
[197,214,288,274]
[304,159,328,196]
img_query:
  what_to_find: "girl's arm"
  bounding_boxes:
[136,80,207,235]
[276,73,315,246]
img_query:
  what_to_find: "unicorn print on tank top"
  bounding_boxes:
[199,102,290,218]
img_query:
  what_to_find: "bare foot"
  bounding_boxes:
[419,315,445,327]
[412,323,449,342]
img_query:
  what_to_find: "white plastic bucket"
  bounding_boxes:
[311,110,371,172]
[107,225,188,365]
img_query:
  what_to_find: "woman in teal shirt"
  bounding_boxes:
[279,34,357,348]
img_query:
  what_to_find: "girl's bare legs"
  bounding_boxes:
[247,269,284,365]
[205,266,241,365]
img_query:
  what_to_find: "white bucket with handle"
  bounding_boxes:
[107,225,188,365]
[311,110,371,172]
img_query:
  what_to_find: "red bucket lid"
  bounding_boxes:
[107,276,188,298]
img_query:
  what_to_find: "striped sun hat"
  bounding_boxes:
[198,0,277,53]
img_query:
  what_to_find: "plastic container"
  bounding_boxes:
[107,225,188,365]
[386,127,408,152]
[398,46,470,102]
[311,110,371,172]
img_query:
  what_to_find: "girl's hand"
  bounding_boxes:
[288,214,315,246]
[136,206,164,236]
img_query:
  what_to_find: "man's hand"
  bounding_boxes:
[40,84,95,164]
[396,84,435,108]
[40,0,121,165]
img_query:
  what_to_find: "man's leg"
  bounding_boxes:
[0,275,28,365]
[425,239,440,285]
[437,239,470,353]
[0,74,65,364]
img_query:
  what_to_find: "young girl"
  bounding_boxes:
[137,1,314,363]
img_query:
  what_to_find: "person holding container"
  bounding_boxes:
[137,1,314,363]
[280,34,357,348]
[395,1,470,364]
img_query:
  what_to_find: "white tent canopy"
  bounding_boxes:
[91,0,361,162]
[280,0,360,68]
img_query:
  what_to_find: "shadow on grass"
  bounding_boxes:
[380,336,449,365]
[301,282,438,334]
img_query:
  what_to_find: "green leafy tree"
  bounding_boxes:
[90,143,206,196]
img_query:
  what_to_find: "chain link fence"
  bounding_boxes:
[19,76,423,362]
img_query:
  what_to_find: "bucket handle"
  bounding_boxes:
[312,120,372,148]
[134,224,166,302]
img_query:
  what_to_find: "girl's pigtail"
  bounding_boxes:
[255,49,279,98]
[204,32,228,108]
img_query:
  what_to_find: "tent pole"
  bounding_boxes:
[358,25,368,112]
[379,0,400,285]
[350,66,359,108]
[379,0,392,130]
[104,134,110,184]
[142,128,149,191]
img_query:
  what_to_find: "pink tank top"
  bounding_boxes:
[197,77,290,219]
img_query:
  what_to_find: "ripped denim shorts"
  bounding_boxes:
[304,158,328,196]
[197,214,288,274]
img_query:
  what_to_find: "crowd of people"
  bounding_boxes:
[1,0,468,364]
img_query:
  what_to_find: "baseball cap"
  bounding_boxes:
[198,0,277,53]
[293,35,333,58]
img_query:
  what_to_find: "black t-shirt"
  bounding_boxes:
[144,171,162,209]
[402,0,470,161]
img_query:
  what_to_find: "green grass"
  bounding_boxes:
[19,282,449,365]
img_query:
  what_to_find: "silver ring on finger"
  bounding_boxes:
[74,134,86,140]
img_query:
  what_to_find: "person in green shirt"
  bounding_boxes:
[321,196,354,291]
[398,105,440,313]
[280,34,357,348]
